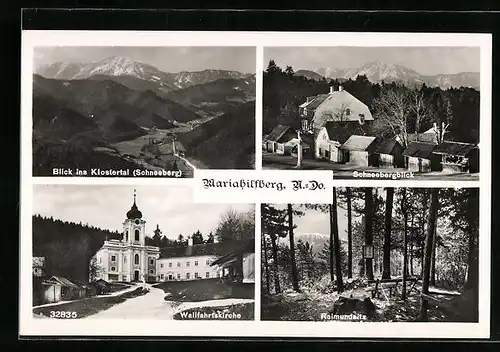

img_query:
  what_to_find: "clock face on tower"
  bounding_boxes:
[135,219,140,225]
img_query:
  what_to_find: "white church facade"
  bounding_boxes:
[92,191,223,283]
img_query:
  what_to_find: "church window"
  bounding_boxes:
[161,274,164,280]
[177,262,181,267]
[134,254,139,265]
[186,261,190,267]
[149,258,154,265]
[124,256,127,263]
[206,272,210,278]
[186,273,190,279]
[160,263,163,268]
[301,119,308,130]
[169,262,172,268]
[206,259,210,265]
[177,274,180,279]
[345,108,351,116]
[195,272,199,278]
[150,269,154,274]
[111,266,116,272]
[125,230,128,241]
[135,229,140,242]
[111,255,116,262]
[194,261,198,266]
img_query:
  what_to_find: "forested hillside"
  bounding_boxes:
[33,215,121,282]
[178,101,256,169]
[263,61,480,145]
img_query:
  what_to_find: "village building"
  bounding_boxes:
[40,276,83,304]
[373,139,405,168]
[314,121,368,162]
[157,238,222,281]
[32,257,45,277]
[211,238,255,284]
[432,140,479,173]
[402,142,442,172]
[340,135,378,167]
[299,85,374,131]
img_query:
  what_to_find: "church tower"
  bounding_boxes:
[123,189,146,246]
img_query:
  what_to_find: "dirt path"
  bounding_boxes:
[85,284,177,320]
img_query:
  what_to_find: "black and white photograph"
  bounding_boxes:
[31,185,255,320]
[262,47,481,180]
[261,187,479,322]
[32,46,256,178]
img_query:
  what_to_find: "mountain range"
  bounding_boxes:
[36,56,253,91]
[296,61,480,90]
[288,233,348,255]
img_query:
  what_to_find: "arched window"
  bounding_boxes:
[134,254,139,265]
[345,108,351,116]
[125,230,128,241]
[135,229,140,242]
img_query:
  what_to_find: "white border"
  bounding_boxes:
[20,30,491,339]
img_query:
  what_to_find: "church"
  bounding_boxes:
[91,191,228,283]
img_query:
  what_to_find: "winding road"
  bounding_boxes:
[85,284,254,320]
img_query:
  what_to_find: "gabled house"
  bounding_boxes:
[42,276,81,303]
[263,124,294,154]
[211,238,255,284]
[403,142,441,172]
[340,135,378,166]
[374,139,405,168]
[299,85,374,131]
[32,257,45,277]
[432,141,479,173]
[315,121,369,162]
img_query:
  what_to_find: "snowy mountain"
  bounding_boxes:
[297,61,479,89]
[35,56,251,90]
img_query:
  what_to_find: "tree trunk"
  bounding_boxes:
[262,235,271,295]
[346,187,353,279]
[402,188,408,300]
[331,188,344,293]
[287,204,300,292]
[420,190,429,277]
[465,189,479,293]
[410,213,414,276]
[296,131,302,168]
[430,219,438,286]
[419,189,439,321]
[382,187,394,279]
[270,235,281,294]
[364,187,374,280]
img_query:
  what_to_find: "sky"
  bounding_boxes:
[264,46,480,75]
[33,46,256,74]
[33,185,254,240]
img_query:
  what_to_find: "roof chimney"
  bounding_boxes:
[338,85,344,92]
[329,86,334,94]
[188,236,193,246]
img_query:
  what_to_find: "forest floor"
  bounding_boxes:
[262,153,479,180]
[261,279,472,322]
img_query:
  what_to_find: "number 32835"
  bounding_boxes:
[49,311,77,318]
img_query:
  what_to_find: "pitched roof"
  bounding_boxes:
[323,121,367,145]
[408,133,438,145]
[160,240,250,259]
[402,142,436,159]
[284,138,311,149]
[303,94,330,110]
[433,141,477,156]
[48,276,79,288]
[341,135,377,151]
[264,124,290,142]
[210,239,255,267]
[375,139,402,155]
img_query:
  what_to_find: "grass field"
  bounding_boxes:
[154,279,254,302]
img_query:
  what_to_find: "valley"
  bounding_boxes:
[32,55,256,176]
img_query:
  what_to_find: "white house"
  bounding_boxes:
[299,85,374,131]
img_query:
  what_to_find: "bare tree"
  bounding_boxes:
[411,89,433,133]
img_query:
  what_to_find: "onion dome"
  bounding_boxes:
[126,189,142,219]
